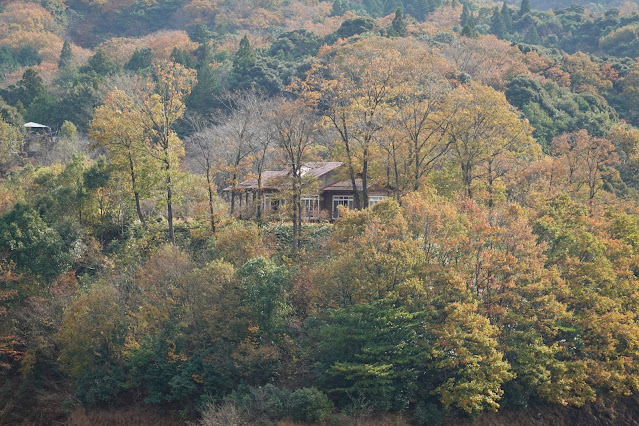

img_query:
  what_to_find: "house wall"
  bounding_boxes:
[321,190,391,219]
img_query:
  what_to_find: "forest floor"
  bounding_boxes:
[11,395,639,425]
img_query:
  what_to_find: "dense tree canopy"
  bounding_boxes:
[4,0,639,424]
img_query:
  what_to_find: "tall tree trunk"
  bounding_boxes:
[292,176,299,252]
[257,173,263,222]
[129,155,145,225]
[462,162,473,199]
[165,158,175,244]
[167,178,175,244]
[297,175,302,244]
[362,154,369,209]
[206,167,215,232]
[340,117,361,210]
[487,160,494,209]
[414,143,421,191]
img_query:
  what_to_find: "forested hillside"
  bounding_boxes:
[3,0,639,424]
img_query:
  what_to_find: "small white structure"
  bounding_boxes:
[22,122,54,156]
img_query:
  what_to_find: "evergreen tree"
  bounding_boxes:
[411,0,433,21]
[460,3,472,27]
[190,24,212,44]
[58,40,72,69]
[519,0,530,17]
[390,9,407,36]
[17,46,41,67]
[490,6,507,39]
[234,35,256,70]
[187,61,219,114]
[85,48,119,76]
[19,68,46,107]
[170,47,196,69]
[524,22,541,44]
[125,47,153,71]
[365,0,384,17]
[501,2,513,31]
[461,19,478,38]
[384,0,402,17]
[330,0,347,17]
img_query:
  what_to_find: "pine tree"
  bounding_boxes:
[461,20,478,38]
[501,2,513,31]
[58,40,72,69]
[524,22,541,44]
[190,24,212,44]
[391,9,407,36]
[519,0,530,17]
[365,0,384,17]
[490,6,507,39]
[330,0,347,17]
[125,47,153,71]
[234,35,256,70]
[460,3,471,27]
[410,0,432,21]
[384,0,402,17]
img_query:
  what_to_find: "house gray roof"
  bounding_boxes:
[321,179,364,191]
[223,162,343,192]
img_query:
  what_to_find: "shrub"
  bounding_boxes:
[289,387,334,423]
[224,384,291,421]
[196,401,246,426]
[413,402,443,426]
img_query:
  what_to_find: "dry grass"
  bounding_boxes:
[67,406,185,426]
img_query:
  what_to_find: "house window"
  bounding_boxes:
[302,196,320,221]
[368,195,387,207]
[332,195,353,219]
[262,194,285,213]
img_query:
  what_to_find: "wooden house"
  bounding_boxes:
[223,162,391,221]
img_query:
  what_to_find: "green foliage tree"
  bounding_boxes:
[239,257,290,338]
[519,0,530,17]
[501,2,513,31]
[125,47,153,72]
[58,40,72,69]
[139,62,196,243]
[330,0,347,17]
[0,117,22,173]
[389,9,407,37]
[83,48,119,76]
[0,203,70,281]
[234,35,256,71]
[524,22,541,45]
[432,302,513,417]
[313,301,427,411]
[490,6,507,39]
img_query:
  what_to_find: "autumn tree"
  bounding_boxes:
[0,203,71,282]
[551,130,619,205]
[139,62,196,244]
[185,120,220,231]
[271,98,317,251]
[306,37,402,209]
[444,83,536,202]
[0,117,22,174]
[390,51,454,191]
[90,89,153,225]
[218,89,275,218]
